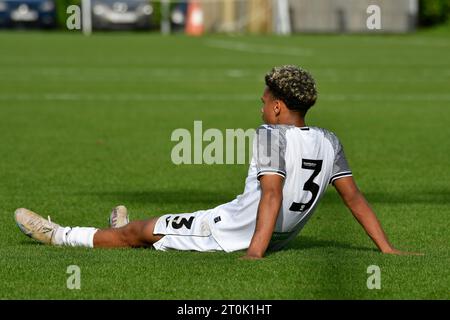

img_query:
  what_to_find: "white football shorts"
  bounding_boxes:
[152,209,223,252]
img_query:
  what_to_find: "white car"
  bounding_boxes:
[91,0,153,30]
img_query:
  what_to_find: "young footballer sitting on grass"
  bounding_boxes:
[15,65,418,259]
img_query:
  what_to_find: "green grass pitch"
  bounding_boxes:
[0,28,449,299]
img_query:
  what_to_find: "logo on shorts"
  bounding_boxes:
[214,216,221,223]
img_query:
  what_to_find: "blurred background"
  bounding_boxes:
[0,0,450,300]
[0,0,448,34]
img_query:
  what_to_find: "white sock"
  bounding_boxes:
[54,226,98,248]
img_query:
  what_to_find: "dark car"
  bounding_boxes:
[0,0,56,28]
[170,1,187,33]
[91,0,153,30]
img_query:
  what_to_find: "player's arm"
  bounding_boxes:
[333,176,421,255]
[242,174,283,260]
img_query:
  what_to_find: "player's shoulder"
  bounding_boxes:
[308,126,342,150]
[256,124,292,130]
[309,126,338,137]
[256,124,292,138]
[256,125,342,147]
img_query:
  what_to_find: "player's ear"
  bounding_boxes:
[273,100,281,116]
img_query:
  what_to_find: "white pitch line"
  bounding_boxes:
[205,39,313,56]
[0,93,257,102]
[321,94,450,102]
[0,93,450,103]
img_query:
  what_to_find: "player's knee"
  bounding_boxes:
[141,218,160,244]
[119,223,143,247]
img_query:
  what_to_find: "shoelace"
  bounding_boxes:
[26,215,54,233]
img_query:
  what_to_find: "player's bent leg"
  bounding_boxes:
[93,218,163,248]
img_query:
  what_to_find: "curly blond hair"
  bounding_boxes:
[265,65,317,116]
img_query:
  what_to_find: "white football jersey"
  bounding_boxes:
[208,124,352,252]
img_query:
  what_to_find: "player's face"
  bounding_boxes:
[260,87,279,124]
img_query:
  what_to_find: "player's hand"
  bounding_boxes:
[382,248,424,256]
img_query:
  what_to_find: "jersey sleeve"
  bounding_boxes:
[329,135,352,184]
[255,125,287,180]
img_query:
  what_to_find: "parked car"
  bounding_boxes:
[170,1,187,33]
[91,0,153,30]
[0,0,56,28]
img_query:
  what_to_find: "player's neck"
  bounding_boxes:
[277,116,306,128]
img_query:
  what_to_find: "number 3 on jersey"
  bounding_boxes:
[165,215,194,230]
[289,159,323,213]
